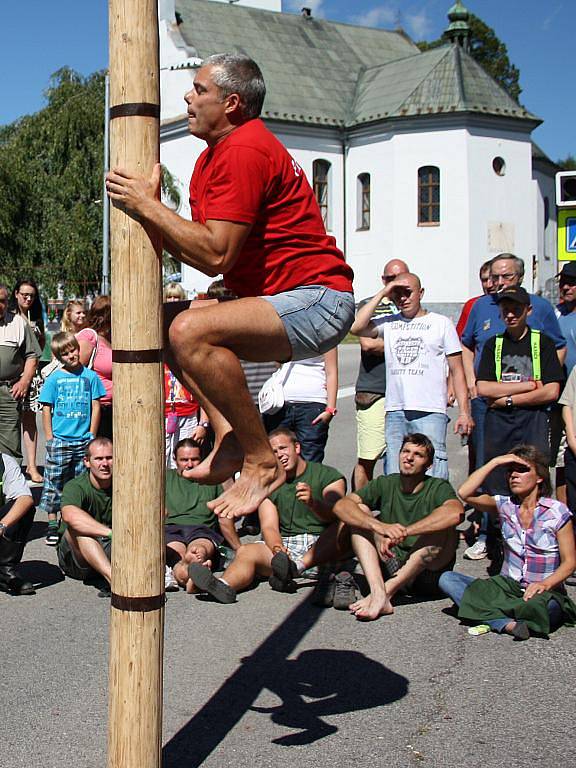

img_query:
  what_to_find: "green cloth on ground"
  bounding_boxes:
[357,474,458,564]
[458,575,576,636]
[268,461,344,536]
[165,469,221,529]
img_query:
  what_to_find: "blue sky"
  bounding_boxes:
[0,1,571,161]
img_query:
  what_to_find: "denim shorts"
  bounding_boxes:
[261,285,355,361]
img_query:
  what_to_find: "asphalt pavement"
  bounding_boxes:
[2,344,575,768]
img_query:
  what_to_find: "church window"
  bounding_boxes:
[418,166,440,225]
[313,159,331,228]
[357,173,371,230]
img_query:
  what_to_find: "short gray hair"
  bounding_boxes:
[203,53,266,120]
[491,253,525,281]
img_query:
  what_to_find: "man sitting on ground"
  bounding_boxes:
[57,437,113,595]
[166,438,240,590]
[0,452,36,595]
[332,434,463,620]
[187,428,350,605]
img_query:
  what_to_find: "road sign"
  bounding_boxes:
[558,208,576,261]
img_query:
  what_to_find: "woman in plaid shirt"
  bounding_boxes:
[440,445,576,640]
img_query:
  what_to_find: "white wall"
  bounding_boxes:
[533,168,557,294]
[466,129,535,292]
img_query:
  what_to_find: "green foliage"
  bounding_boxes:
[417,13,521,102]
[0,67,105,297]
[557,155,576,171]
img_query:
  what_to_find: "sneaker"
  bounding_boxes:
[165,566,179,592]
[464,540,488,560]
[268,574,297,594]
[332,571,357,610]
[188,563,237,604]
[269,551,299,592]
[310,570,335,607]
[45,527,60,547]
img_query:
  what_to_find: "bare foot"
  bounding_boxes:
[208,458,286,519]
[349,593,394,621]
[184,545,212,566]
[184,431,243,485]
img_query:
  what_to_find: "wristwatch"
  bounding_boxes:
[200,421,210,429]
[505,396,513,409]
[0,522,6,537]
[325,407,338,416]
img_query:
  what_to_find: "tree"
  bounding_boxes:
[0,68,105,296]
[417,13,521,102]
[557,155,576,171]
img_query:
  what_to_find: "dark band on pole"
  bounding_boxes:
[109,103,160,120]
[112,349,163,363]
[111,593,166,612]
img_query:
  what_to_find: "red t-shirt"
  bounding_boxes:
[189,119,354,297]
[456,295,481,338]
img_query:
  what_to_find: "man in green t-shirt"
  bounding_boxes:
[57,437,113,593]
[166,439,240,590]
[333,433,463,621]
[187,428,347,604]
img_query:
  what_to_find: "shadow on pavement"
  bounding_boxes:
[19,559,64,589]
[163,597,408,766]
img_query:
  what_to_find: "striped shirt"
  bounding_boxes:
[495,495,572,586]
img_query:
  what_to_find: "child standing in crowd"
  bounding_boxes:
[38,332,106,545]
[60,300,87,334]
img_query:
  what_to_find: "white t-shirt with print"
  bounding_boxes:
[375,311,461,414]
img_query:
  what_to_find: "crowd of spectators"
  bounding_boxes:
[1,253,576,642]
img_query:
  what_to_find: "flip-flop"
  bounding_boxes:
[188,563,236,604]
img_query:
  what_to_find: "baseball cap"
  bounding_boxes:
[557,262,576,280]
[493,286,530,306]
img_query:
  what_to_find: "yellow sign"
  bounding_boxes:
[558,207,576,261]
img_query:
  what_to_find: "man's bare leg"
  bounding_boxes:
[67,531,112,583]
[385,530,456,601]
[352,458,376,492]
[348,529,393,620]
[168,298,293,517]
[300,522,351,571]
[186,543,273,595]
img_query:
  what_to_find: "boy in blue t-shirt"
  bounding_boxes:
[39,332,106,545]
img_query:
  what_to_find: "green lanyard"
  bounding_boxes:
[494,329,541,382]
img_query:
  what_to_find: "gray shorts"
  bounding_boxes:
[58,533,111,581]
[261,285,355,361]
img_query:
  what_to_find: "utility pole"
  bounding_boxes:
[107,2,165,767]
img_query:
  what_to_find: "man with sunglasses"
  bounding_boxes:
[476,286,564,495]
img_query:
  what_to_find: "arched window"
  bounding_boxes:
[418,166,440,225]
[313,159,331,228]
[357,173,370,230]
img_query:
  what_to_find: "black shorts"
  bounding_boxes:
[165,523,223,551]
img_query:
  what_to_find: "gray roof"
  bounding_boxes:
[175,1,539,128]
[352,44,539,126]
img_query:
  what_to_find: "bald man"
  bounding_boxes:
[353,259,409,490]
[351,272,472,479]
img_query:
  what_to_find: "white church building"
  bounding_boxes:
[157,0,558,313]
